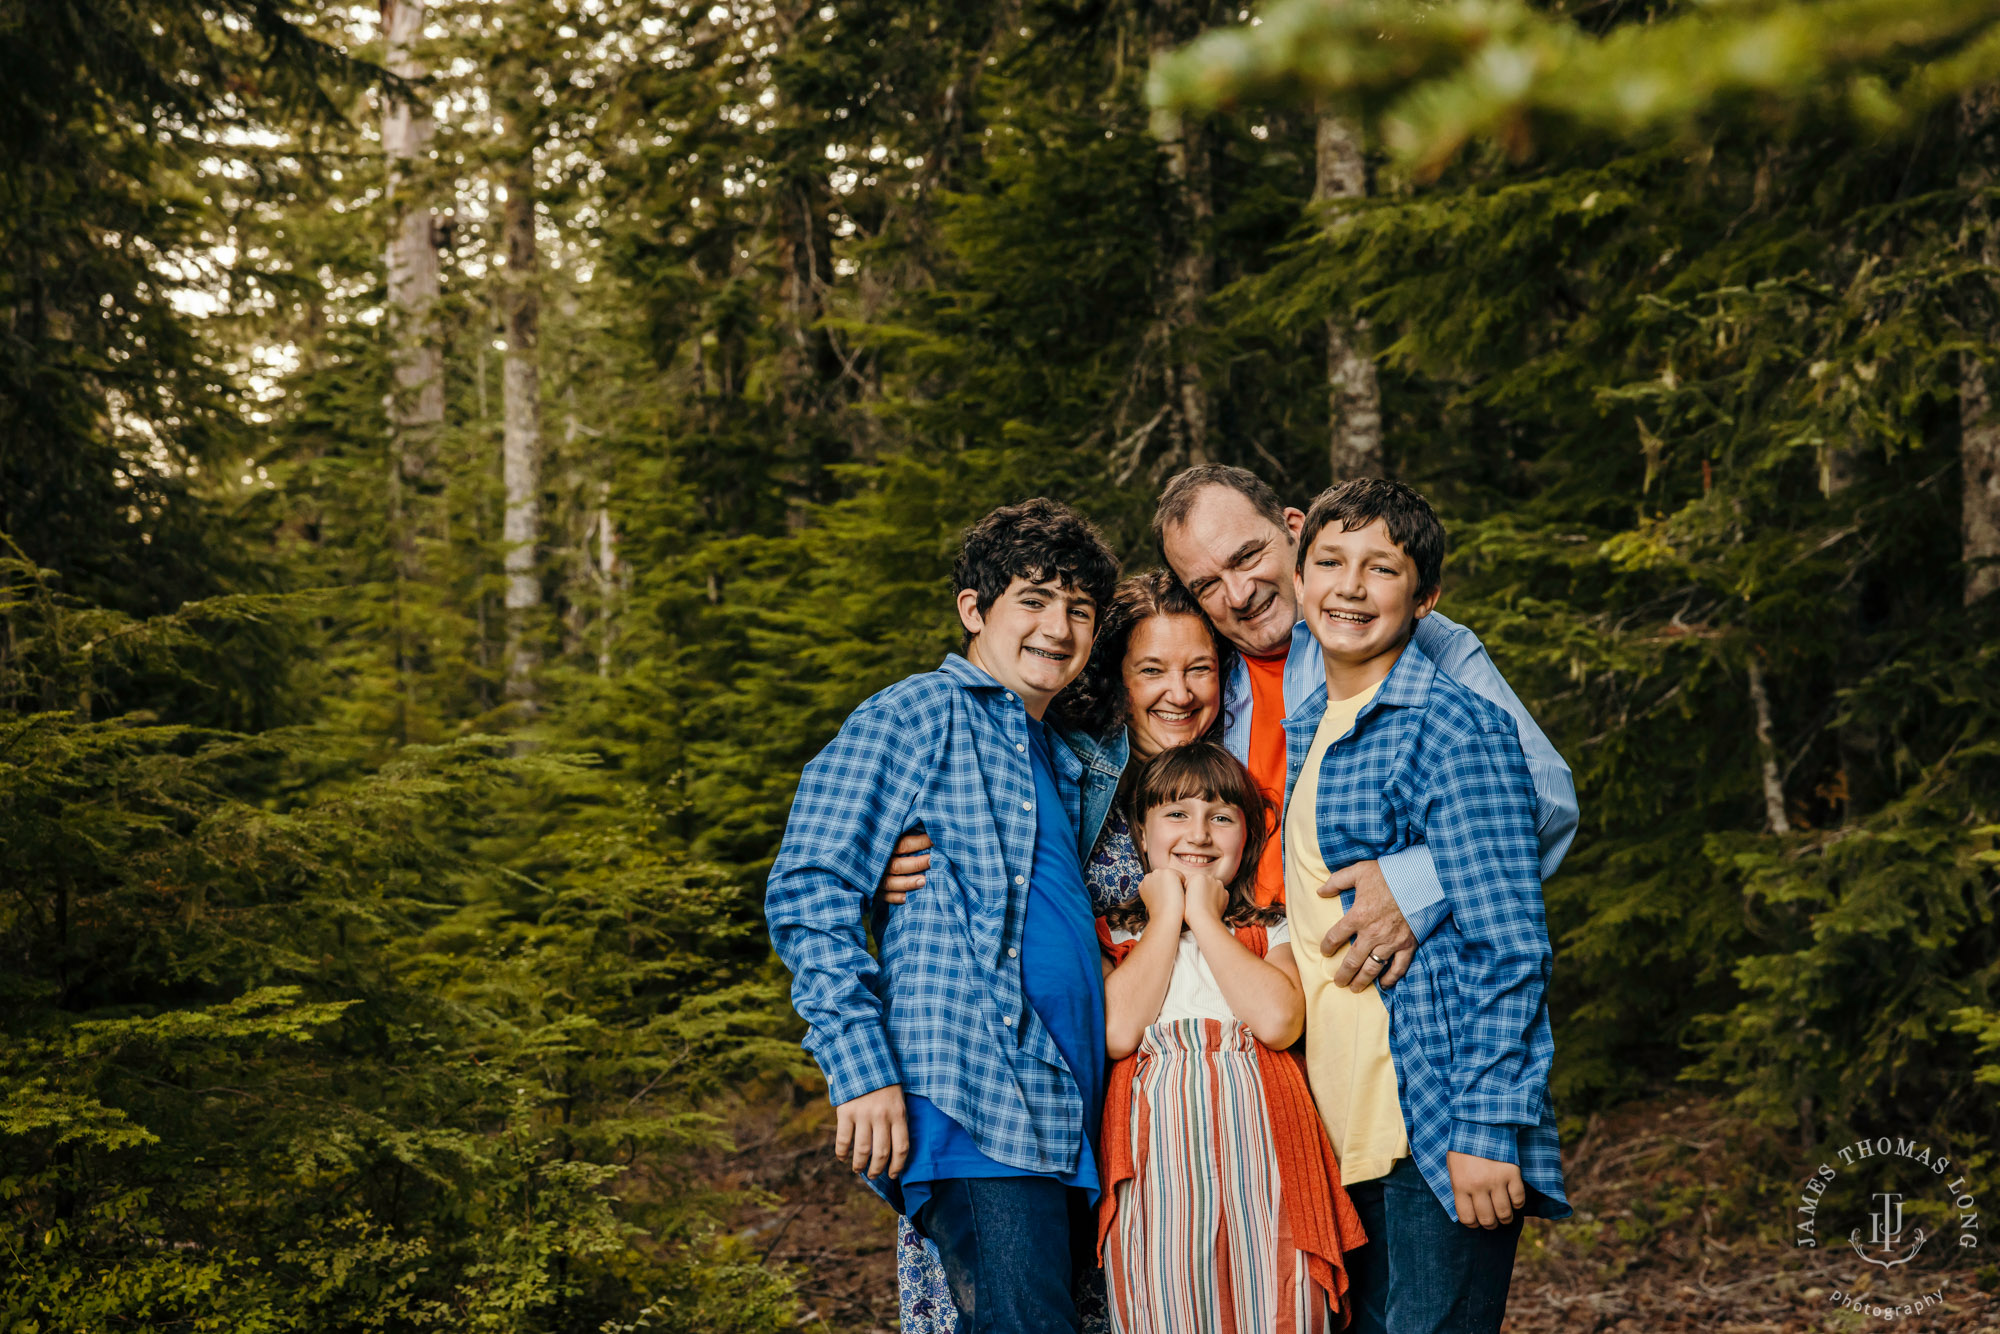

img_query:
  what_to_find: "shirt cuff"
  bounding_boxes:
[1377,844,1449,943]
[1449,1118,1521,1166]
[812,1023,901,1107]
[1530,758,1581,882]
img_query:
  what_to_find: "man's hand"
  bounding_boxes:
[1447,1150,1527,1228]
[1318,859,1417,992]
[878,831,932,906]
[834,1084,909,1179]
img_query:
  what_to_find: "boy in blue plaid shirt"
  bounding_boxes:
[765,498,1120,1333]
[1281,479,1570,1334]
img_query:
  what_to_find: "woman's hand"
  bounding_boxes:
[1136,867,1186,930]
[1182,872,1230,926]
[877,830,932,906]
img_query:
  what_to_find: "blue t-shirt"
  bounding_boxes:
[899,716,1106,1215]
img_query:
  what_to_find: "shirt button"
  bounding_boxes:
[1007,947,1019,958]
[1023,801,1033,811]
[1014,874,1024,885]
[1004,692,1014,701]
[1016,743,1025,752]
[1002,1015,1014,1026]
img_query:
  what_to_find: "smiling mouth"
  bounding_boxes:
[1023,645,1071,662]
[1151,707,1197,724]
[1230,588,1278,623]
[1321,608,1375,626]
[1173,852,1218,865]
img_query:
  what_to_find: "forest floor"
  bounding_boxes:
[722,1094,1998,1333]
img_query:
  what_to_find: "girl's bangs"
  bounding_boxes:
[1122,740,1279,929]
[1135,745,1262,820]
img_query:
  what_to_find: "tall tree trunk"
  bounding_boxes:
[775,178,843,514]
[381,0,443,486]
[1746,652,1791,835]
[1154,16,1212,469]
[777,184,820,411]
[593,480,619,677]
[500,160,542,706]
[381,0,441,739]
[1315,111,1382,481]
[1961,87,2000,605]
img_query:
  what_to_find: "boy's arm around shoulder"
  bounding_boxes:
[765,680,947,1106]
[1420,703,1556,1166]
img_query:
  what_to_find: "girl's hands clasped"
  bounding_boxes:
[1136,866,1187,930]
[1181,872,1230,926]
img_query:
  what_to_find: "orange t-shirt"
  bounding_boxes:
[1242,650,1290,906]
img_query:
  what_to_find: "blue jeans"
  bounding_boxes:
[1344,1158,1523,1334]
[912,1176,1086,1334]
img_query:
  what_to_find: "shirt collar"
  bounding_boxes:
[938,650,1079,722]
[1372,631,1438,711]
[937,652,1005,690]
[1282,625,1438,730]
[1290,616,1317,659]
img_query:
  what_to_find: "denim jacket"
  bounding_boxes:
[1058,724,1130,863]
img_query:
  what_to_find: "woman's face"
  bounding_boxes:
[1122,614,1222,759]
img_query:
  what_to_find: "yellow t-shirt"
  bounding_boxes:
[1285,680,1408,1185]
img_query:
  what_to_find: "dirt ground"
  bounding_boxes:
[725,1095,1997,1333]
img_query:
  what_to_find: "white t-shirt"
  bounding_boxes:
[1107,919,1292,1026]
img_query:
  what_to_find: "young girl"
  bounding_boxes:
[1099,742,1366,1332]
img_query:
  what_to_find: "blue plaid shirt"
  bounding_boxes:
[1227,611,1579,938]
[1284,636,1571,1221]
[765,655,1094,1182]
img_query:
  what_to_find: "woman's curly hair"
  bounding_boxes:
[1052,570,1239,740]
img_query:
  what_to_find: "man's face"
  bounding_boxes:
[1292,516,1439,670]
[1160,486,1306,659]
[957,575,1097,717]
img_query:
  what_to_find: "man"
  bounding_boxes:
[766,498,1119,1332]
[1154,464,1578,987]
[887,465,1579,990]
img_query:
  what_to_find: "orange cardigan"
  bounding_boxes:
[1096,919,1368,1321]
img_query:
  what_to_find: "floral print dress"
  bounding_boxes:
[894,817,1139,1333]
[1083,808,1145,915]
[895,1219,1111,1334]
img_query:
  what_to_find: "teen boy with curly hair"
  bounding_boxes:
[766,498,1120,1333]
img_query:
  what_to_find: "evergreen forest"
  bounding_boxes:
[6,0,2000,1327]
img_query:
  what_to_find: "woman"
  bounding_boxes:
[896,570,1238,1334]
[1062,570,1239,916]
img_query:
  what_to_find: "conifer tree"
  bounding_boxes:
[1962,86,2000,604]
[1153,0,2000,1145]
[1313,109,1382,477]
[381,0,445,533]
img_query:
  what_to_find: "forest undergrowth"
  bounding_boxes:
[730,1094,2000,1334]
